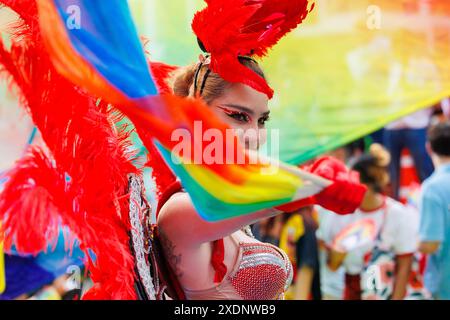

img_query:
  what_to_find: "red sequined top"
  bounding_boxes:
[183,233,293,300]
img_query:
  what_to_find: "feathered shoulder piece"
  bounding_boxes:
[192,0,314,99]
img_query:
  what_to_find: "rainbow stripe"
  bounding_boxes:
[35,0,328,221]
[332,218,377,253]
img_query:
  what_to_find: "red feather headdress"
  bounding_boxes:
[192,0,314,99]
[0,0,138,299]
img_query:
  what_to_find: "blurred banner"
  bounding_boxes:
[129,0,450,164]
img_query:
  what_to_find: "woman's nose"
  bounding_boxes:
[243,126,260,150]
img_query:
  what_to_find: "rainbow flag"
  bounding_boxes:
[35,0,330,221]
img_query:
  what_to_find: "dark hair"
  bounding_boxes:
[428,121,450,157]
[351,143,390,193]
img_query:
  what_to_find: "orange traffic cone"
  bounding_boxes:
[398,149,421,204]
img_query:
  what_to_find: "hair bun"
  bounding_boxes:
[369,143,390,167]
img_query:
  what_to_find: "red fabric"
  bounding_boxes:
[315,180,367,215]
[275,197,314,213]
[192,0,314,99]
[419,254,427,276]
[344,273,362,300]
[212,240,227,283]
[306,156,367,214]
[275,157,367,215]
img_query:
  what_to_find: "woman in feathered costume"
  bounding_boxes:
[0,0,366,300]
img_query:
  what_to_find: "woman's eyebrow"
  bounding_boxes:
[222,103,254,116]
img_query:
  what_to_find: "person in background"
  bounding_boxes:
[315,141,367,300]
[322,144,419,300]
[317,211,345,300]
[280,206,321,300]
[383,108,434,200]
[251,215,284,246]
[441,98,450,119]
[418,121,450,300]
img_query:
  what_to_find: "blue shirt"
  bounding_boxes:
[419,163,450,299]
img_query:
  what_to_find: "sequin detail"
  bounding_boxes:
[228,243,293,300]
[128,174,157,300]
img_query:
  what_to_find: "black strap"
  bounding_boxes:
[199,69,211,96]
[193,62,204,96]
[194,54,255,97]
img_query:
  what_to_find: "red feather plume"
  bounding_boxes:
[192,0,314,98]
[0,147,66,254]
[150,62,178,95]
[0,0,139,299]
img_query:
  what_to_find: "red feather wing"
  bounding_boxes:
[0,1,138,300]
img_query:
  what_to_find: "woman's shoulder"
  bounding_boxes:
[157,192,190,229]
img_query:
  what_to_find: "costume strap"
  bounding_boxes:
[212,239,227,283]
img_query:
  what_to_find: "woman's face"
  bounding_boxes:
[210,83,270,150]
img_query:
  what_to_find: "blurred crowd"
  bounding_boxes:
[253,102,450,300]
[1,104,448,301]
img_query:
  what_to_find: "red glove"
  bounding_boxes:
[275,156,367,215]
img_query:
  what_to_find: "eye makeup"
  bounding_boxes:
[258,114,270,126]
[217,104,270,127]
[218,106,252,123]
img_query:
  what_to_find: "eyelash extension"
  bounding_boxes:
[218,106,252,122]
[259,115,270,125]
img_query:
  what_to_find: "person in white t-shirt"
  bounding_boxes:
[319,144,419,300]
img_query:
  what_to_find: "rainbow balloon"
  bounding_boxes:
[35,0,329,221]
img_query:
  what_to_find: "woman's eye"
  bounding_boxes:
[258,116,270,126]
[228,112,250,123]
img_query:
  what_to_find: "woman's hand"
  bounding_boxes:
[276,156,367,214]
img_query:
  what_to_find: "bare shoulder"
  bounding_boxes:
[157,192,191,226]
[157,192,198,245]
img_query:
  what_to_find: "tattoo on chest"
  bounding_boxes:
[159,229,184,278]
